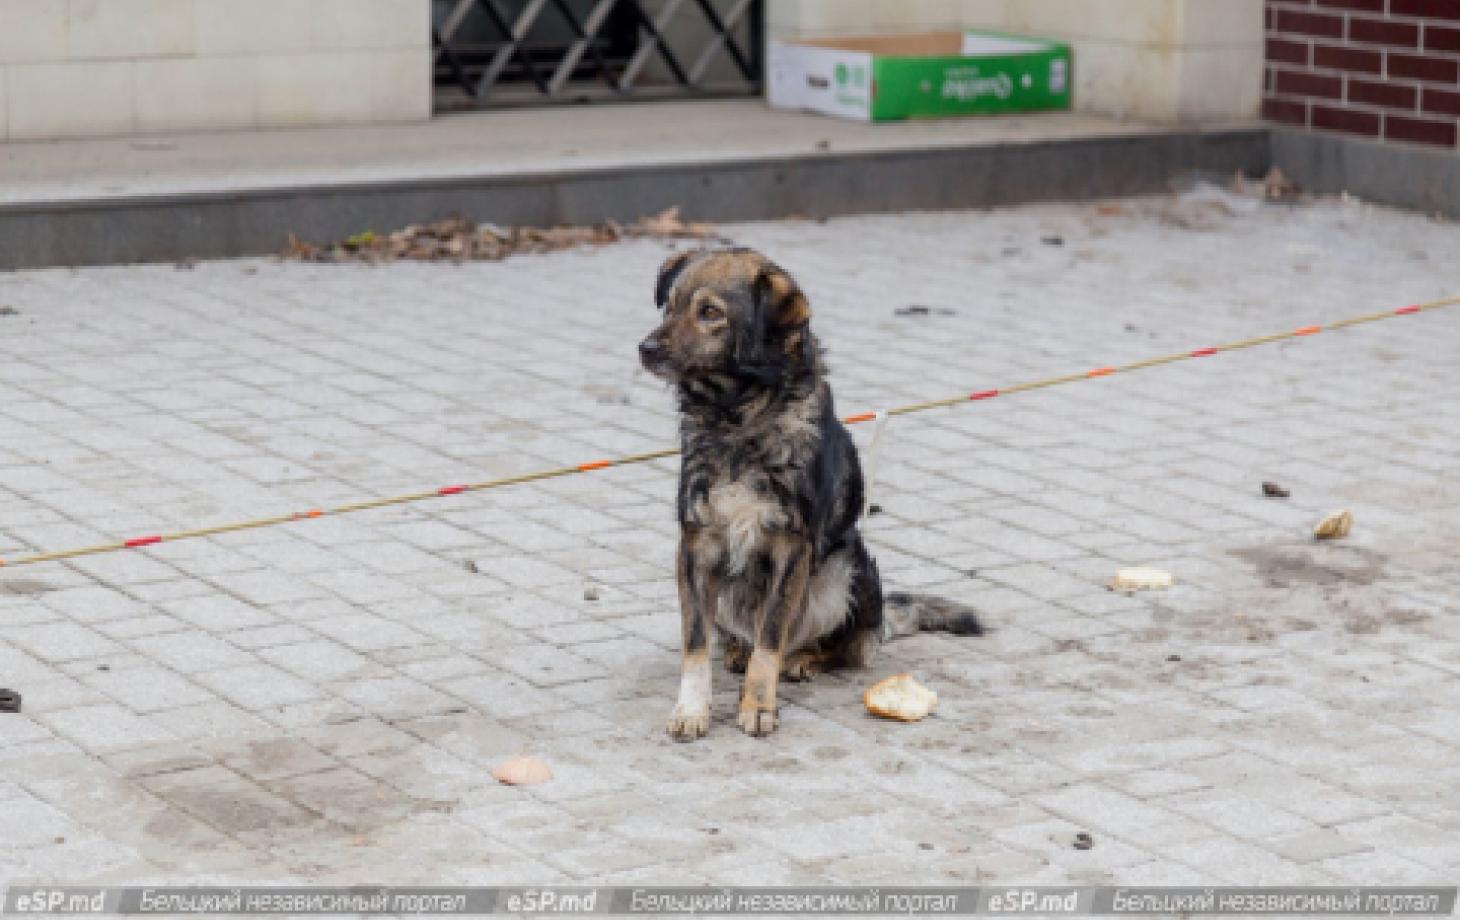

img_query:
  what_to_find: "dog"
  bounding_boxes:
[639,247,982,740]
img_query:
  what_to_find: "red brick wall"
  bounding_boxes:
[1264,0,1460,149]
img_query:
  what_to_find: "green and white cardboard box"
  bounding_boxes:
[767,30,1071,122]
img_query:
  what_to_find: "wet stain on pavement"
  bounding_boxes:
[1230,543,1387,589]
[1,579,53,595]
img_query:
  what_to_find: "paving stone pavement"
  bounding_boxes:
[1,192,1459,889]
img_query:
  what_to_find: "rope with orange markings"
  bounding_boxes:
[1,295,1455,570]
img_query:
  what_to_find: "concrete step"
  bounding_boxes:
[0,100,1269,270]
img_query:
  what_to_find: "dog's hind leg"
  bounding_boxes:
[834,627,882,669]
[668,534,718,741]
[788,624,879,678]
[738,537,810,737]
[781,648,827,681]
[781,538,882,679]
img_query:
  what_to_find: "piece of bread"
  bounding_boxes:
[864,673,938,722]
[1313,510,1352,540]
[492,755,552,786]
[1111,566,1173,591]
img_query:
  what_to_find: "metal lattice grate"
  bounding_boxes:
[433,0,764,109]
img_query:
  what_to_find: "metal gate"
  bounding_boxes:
[433,0,764,109]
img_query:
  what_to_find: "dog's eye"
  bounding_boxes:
[698,302,725,323]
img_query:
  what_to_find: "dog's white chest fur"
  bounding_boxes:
[702,480,784,576]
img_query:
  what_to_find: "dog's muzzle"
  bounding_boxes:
[639,336,671,376]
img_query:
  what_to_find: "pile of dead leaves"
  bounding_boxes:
[283,208,725,264]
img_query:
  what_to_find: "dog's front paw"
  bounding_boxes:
[736,704,778,737]
[667,704,710,741]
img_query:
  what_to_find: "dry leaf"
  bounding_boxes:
[1111,567,1174,592]
[1233,167,1297,201]
[639,207,686,236]
[1262,166,1296,200]
[1313,510,1353,540]
[492,755,552,786]
[864,674,938,722]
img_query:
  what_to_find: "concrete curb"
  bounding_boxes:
[0,128,1270,271]
[1271,128,1460,221]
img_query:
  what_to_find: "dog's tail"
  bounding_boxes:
[881,592,984,639]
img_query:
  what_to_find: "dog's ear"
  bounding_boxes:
[655,251,696,309]
[732,262,810,383]
[755,264,811,329]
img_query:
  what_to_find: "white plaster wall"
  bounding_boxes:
[0,0,431,141]
[0,0,1261,140]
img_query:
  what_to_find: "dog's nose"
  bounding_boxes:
[639,337,664,363]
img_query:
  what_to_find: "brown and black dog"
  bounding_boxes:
[640,248,982,740]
